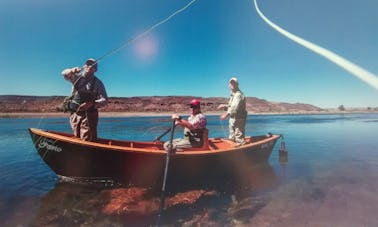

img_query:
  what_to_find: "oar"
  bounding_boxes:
[153,127,171,142]
[156,119,176,226]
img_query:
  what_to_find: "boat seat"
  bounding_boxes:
[200,128,210,150]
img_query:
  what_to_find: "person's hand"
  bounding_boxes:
[76,102,93,112]
[171,114,181,120]
[217,104,228,110]
[62,67,81,76]
[71,67,81,74]
[220,113,229,120]
[171,114,182,126]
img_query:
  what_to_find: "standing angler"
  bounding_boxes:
[61,58,108,141]
[218,77,248,146]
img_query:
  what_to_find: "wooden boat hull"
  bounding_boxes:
[29,128,280,189]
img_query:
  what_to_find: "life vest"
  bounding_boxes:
[184,128,205,146]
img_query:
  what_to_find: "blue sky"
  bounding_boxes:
[1,0,377,109]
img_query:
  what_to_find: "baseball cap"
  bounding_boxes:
[189,99,201,108]
[85,58,98,69]
[229,77,238,84]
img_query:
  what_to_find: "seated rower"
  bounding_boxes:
[164,99,207,151]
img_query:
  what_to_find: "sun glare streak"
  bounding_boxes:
[253,0,378,90]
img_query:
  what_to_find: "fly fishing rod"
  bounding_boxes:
[95,0,198,64]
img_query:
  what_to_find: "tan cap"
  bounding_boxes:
[229,77,238,84]
[85,58,98,70]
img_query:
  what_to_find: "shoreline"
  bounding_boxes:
[0,112,172,118]
[1,110,377,118]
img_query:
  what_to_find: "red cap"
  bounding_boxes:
[190,99,201,107]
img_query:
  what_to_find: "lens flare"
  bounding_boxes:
[133,35,158,62]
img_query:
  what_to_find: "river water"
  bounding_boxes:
[0,113,377,226]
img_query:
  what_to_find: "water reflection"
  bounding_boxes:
[31,162,279,226]
[279,152,288,179]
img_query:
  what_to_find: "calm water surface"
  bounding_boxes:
[0,113,377,226]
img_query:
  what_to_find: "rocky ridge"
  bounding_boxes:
[0,95,322,113]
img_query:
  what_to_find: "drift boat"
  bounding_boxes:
[29,128,280,188]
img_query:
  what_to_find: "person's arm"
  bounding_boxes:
[171,114,192,130]
[61,67,81,82]
[77,80,108,112]
[217,104,228,110]
[218,102,229,120]
[172,114,204,131]
[227,92,242,117]
[94,80,108,108]
[220,112,229,120]
[185,114,207,131]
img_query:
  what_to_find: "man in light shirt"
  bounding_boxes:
[218,77,248,146]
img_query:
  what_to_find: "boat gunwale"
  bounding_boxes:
[29,128,280,156]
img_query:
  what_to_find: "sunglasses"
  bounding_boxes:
[84,62,97,70]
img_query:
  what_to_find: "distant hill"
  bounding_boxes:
[0,95,323,113]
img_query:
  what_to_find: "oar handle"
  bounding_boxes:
[157,119,176,225]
